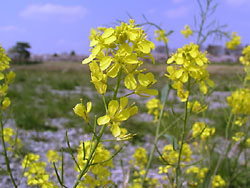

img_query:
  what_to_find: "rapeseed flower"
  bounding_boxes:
[97,97,138,137]
[181,25,193,38]
[73,100,92,124]
[166,43,213,102]
[226,32,241,50]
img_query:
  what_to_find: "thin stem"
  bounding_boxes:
[0,113,18,188]
[65,130,81,171]
[61,148,64,188]
[175,97,189,188]
[113,70,122,100]
[72,125,106,188]
[141,88,169,186]
[53,162,67,188]
[175,80,191,188]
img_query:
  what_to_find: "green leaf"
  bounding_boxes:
[166,30,174,36]
[161,84,170,104]
[202,169,212,188]
[164,134,178,150]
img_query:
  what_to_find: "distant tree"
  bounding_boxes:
[155,45,166,54]
[70,50,76,56]
[53,53,58,57]
[8,42,31,62]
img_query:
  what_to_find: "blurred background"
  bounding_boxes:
[1,0,250,59]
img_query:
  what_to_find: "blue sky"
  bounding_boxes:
[1,0,250,55]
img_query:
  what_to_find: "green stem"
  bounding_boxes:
[141,90,168,186]
[72,125,106,188]
[175,96,189,188]
[113,70,122,100]
[0,113,18,188]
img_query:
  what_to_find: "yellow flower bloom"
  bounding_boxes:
[46,150,60,163]
[226,32,241,50]
[97,97,138,137]
[212,175,226,188]
[73,100,92,124]
[188,100,207,113]
[155,29,168,43]
[181,25,193,39]
[227,88,250,115]
[2,97,11,109]
[166,43,213,102]
[192,122,215,141]
[232,132,244,142]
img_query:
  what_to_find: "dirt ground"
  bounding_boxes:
[12,61,244,75]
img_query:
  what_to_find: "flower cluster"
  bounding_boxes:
[166,43,213,102]
[3,127,22,153]
[239,45,250,77]
[192,122,215,141]
[226,32,241,50]
[129,147,159,188]
[146,98,163,123]
[0,44,16,109]
[212,175,226,188]
[82,19,158,97]
[97,97,138,137]
[188,100,207,114]
[76,141,113,187]
[186,166,208,186]
[161,143,192,165]
[155,29,168,43]
[227,88,250,115]
[22,153,57,188]
[181,25,193,39]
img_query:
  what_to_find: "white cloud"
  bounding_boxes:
[165,6,190,19]
[0,25,25,32]
[20,3,87,22]
[226,0,250,7]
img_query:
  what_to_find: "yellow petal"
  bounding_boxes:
[115,109,130,121]
[124,54,138,64]
[108,100,119,117]
[104,36,116,44]
[73,104,85,118]
[97,115,110,125]
[100,56,113,71]
[87,102,92,113]
[120,97,128,109]
[111,123,121,137]
[124,74,137,90]
[102,28,114,39]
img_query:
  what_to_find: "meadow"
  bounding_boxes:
[1,0,250,187]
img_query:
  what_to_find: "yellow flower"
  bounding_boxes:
[227,88,250,115]
[82,20,156,96]
[226,32,241,50]
[134,72,158,97]
[155,29,168,43]
[188,100,207,113]
[46,150,60,163]
[232,132,244,142]
[212,175,226,188]
[192,122,215,141]
[166,43,213,102]
[146,98,163,123]
[2,97,11,109]
[133,147,148,169]
[97,97,138,137]
[181,25,193,39]
[73,100,92,124]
